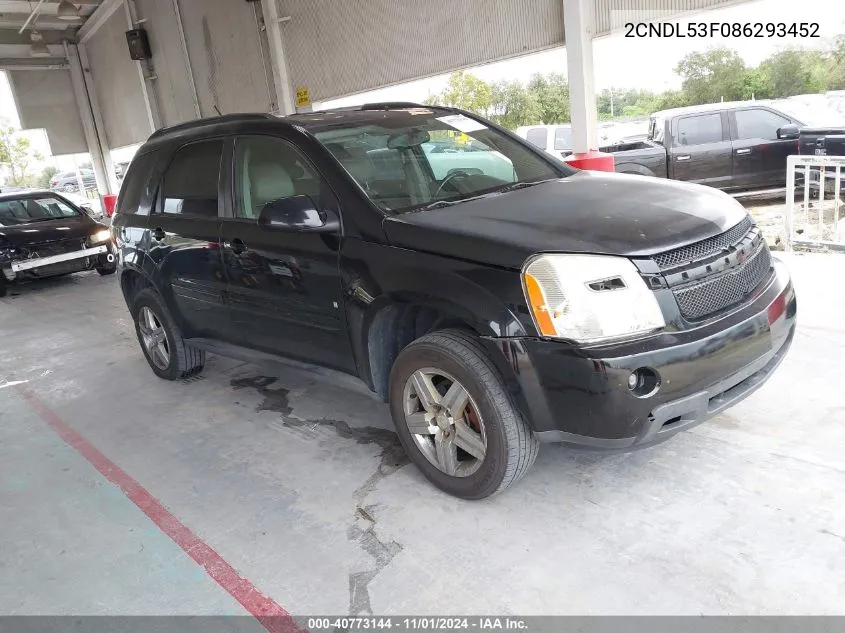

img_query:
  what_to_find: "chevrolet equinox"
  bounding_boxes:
[112,104,797,499]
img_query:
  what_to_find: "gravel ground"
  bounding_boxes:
[744,196,845,251]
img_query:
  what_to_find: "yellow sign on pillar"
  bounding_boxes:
[295,87,311,111]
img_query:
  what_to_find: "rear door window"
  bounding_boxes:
[159,140,223,218]
[677,114,724,145]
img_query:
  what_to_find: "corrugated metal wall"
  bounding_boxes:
[7,0,755,154]
[594,0,749,35]
[86,8,151,149]
[279,0,564,102]
[176,0,272,117]
[134,0,198,127]
[7,70,86,155]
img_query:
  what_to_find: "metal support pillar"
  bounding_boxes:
[123,0,162,131]
[563,0,614,171]
[260,0,295,115]
[65,42,118,195]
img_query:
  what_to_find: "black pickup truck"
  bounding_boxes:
[609,102,803,192]
[798,126,845,157]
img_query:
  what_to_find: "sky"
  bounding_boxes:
[1,0,844,167]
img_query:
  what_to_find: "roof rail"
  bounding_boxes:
[359,102,428,110]
[148,113,274,140]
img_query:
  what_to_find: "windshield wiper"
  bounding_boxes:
[416,179,558,212]
[494,178,557,194]
[420,193,491,211]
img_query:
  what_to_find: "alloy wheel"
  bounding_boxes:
[138,306,170,370]
[402,368,487,477]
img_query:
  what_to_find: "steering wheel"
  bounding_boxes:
[434,170,471,198]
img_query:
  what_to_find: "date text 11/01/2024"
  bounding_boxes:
[625,22,820,38]
[307,618,528,631]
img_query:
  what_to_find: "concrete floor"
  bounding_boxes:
[1,252,844,617]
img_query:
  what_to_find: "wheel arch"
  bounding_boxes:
[615,163,657,177]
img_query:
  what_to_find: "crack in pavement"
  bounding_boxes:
[230,375,409,615]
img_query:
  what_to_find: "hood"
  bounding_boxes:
[0,214,99,247]
[383,171,748,269]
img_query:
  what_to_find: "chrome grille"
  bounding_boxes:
[653,216,753,270]
[672,242,773,320]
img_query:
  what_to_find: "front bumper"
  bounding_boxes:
[484,258,796,450]
[2,243,115,281]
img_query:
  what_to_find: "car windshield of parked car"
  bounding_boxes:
[313,110,566,213]
[0,196,81,226]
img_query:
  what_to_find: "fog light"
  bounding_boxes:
[628,367,660,398]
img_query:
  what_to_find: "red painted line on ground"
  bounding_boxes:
[16,385,304,633]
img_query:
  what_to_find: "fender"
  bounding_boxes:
[339,237,534,397]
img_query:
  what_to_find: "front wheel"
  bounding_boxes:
[388,329,539,499]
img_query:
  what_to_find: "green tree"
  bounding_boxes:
[759,50,827,97]
[38,165,58,189]
[436,71,492,115]
[675,47,747,104]
[741,67,773,100]
[826,36,845,90]
[527,73,569,124]
[653,90,690,111]
[0,123,44,186]
[489,80,540,129]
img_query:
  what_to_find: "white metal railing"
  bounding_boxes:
[785,154,845,251]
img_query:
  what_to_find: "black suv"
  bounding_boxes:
[112,104,796,499]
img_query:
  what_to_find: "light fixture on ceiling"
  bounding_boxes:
[30,30,51,57]
[56,0,81,20]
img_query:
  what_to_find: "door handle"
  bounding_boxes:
[735,148,751,155]
[676,155,691,161]
[224,238,246,254]
[151,226,166,241]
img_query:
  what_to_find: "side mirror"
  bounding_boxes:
[777,124,800,140]
[258,195,339,233]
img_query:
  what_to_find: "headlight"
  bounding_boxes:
[522,254,665,344]
[90,229,112,244]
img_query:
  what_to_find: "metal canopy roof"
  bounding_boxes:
[0,0,99,66]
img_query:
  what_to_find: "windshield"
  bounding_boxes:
[0,196,81,227]
[313,110,566,213]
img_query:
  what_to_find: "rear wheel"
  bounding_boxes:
[388,329,538,499]
[132,288,205,380]
[96,266,116,276]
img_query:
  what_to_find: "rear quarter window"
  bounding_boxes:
[116,150,160,216]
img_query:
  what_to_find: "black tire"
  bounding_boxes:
[131,288,205,380]
[388,329,539,499]
[96,266,117,276]
[0,279,6,298]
